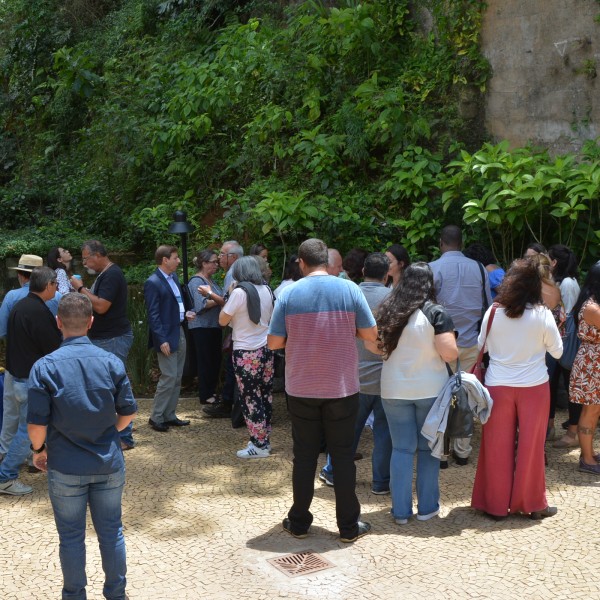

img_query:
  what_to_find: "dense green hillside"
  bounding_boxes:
[1,0,598,267]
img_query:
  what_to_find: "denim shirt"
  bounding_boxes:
[27,336,137,475]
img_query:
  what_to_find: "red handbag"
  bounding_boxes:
[470,304,497,384]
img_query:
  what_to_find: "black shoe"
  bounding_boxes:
[282,518,309,539]
[530,506,558,520]
[164,418,190,427]
[148,418,169,432]
[202,402,232,418]
[440,460,449,469]
[452,452,469,466]
[340,521,371,543]
[561,419,569,430]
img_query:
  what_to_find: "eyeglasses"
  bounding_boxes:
[207,260,219,264]
[218,252,236,258]
[81,253,95,263]
[49,281,58,287]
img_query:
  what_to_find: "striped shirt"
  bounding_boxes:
[269,274,375,398]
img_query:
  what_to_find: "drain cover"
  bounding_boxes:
[268,551,335,577]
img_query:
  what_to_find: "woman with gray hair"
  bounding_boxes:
[218,256,275,458]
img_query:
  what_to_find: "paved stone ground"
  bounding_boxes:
[1,395,599,600]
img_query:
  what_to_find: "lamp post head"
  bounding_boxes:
[168,210,194,235]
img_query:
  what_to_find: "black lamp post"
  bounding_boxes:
[168,210,194,284]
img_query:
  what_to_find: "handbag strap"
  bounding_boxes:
[474,303,498,366]
[477,261,490,317]
[446,357,463,389]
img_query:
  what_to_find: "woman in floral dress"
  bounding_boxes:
[569,261,600,475]
[218,256,275,459]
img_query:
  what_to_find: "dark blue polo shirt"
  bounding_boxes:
[27,336,137,475]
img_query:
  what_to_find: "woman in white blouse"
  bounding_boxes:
[471,259,562,520]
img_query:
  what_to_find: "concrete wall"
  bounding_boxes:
[481,0,600,153]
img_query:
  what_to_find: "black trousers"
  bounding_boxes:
[287,393,360,538]
[191,327,222,402]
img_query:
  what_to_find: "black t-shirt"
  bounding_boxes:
[89,264,131,339]
[7,293,62,378]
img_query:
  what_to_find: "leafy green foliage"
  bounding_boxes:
[0,0,495,264]
[438,141,600,264]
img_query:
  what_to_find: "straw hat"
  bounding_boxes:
[9,254,44,273]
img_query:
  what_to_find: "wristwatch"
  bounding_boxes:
[207,291,212,299]
[30,443,46,454]
[77,285,85,293]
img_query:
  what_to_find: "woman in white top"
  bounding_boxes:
[471,259,563,521]
[547,244,581,446]
[368,262,458,525]
[219,256,274,459]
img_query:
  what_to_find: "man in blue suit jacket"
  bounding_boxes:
[144,245,194,432]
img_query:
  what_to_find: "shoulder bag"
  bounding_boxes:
[445,359,474,439]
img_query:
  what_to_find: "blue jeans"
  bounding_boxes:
[91,333,134,447]
[322,393,392,492]
[0,376,31,481]
[0,372,27,456]
[382,397,440,520]
[48,468,127,600]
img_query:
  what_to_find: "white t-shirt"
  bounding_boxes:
[480,304,563,387]
[222,285,273,351]
[381,302,455,400]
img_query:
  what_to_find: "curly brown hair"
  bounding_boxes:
[495,259,542,318]
[376,262,436,358]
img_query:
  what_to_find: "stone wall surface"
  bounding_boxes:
[481,0,600,153]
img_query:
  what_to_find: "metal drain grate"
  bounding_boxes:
[268,551,334,578]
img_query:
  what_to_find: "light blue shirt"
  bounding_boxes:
[429,251,491,348]
[0,283,61,338]
[159,269,184,321]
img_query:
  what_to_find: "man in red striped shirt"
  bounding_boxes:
[268,238,377,543]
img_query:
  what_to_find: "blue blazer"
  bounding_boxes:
[144,269,189,352]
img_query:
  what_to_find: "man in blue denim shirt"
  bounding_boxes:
[28,294,137,600]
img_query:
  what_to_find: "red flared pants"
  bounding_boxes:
[471,383,549,516]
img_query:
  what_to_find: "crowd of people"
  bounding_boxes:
[0,228,598,599]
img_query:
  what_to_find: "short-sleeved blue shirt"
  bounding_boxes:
[269,274,375,398]
[27,336,137,475]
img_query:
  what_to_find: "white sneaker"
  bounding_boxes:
[236,442,270,459]
[0,479,33,495]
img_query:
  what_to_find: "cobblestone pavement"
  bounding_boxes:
[1,395,598,600]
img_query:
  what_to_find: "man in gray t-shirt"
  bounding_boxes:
[319,252,392,494]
